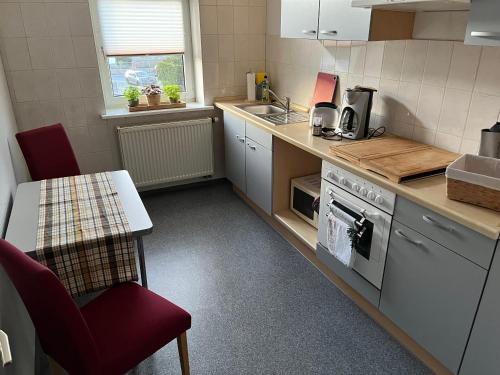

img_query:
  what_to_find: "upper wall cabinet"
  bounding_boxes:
[465,0,500,46]
[280,0,415,41]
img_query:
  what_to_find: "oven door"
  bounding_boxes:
[318,181,391,289]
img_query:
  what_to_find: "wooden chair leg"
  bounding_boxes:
[48,357,64,375]
[176,332,190,375]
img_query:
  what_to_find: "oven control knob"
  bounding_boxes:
[327,172,335,179]
[375,195,384,204]
[367,191,376,200]
[352,183,360,192]
[339,177,347,185]
[359,187,368,196]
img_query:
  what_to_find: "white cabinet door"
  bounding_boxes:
[318,0,372,41]
[224,111,246,193]
[280,0,320,39]
[465,0,500,46]
[245,139,273,214]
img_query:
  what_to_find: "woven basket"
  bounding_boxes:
[146,94,161,106]
[447,178,500,212]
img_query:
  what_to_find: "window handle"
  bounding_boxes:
[395,229,423,247]
[422,215,455,232]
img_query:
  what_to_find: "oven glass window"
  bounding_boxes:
[293,187,314,220]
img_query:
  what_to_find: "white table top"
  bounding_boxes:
[5,170,153,254]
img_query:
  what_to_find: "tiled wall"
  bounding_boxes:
[199,0,267,103]
[266,1,500,154]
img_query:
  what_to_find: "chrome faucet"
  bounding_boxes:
[268,89,291,113]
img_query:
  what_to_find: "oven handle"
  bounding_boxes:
[327,190,381,220]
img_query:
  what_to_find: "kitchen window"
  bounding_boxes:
[90,0,195,108]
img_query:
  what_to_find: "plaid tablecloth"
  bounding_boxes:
[35,172,138,297]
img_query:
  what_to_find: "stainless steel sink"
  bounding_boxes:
[236,104,309,125]
[236,104,286,115]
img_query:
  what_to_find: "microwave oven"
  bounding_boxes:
[290,174,322,228]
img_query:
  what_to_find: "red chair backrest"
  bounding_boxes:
[16,124,81,181]
[0,240,99,374]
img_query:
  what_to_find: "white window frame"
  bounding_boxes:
[88,0,196,110]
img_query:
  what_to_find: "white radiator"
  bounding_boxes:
[117,118,214,187]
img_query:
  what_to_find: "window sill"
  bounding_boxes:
[101,102,215,120]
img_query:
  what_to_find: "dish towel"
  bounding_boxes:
[326,207,356,268]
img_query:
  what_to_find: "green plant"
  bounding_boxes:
[123,86,141,101]
[164,84,181,102]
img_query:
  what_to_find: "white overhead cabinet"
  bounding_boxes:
[280,0,414,41]
[465,0,500,46]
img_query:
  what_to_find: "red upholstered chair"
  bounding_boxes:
[0,239,191,375]
[16,123,81,181]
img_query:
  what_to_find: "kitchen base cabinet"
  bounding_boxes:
[246,139,272,215]
[460,244,500,375]
[380,221,487,374]
[224,111,246,193]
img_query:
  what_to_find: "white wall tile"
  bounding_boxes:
[401,40,428,83]
[200,0,217,5]
[78,67,101,98]
[415,85,444,130]
[475,47,500,96]
[33,69,60,99]
[203,62,219,89]
[266,0,280,36]
[3,37,31,70]
[234,34,248,61]
[249,0,265,5]
[15,101,44,131]
[21,4,48,37]
[364,41,384,78]
[464,92,500,141]
[201,35,219,63]
[217,0,233,5]
[349,42,366,76]
[200,6,218,35]
[39,98,66,125]
[45,3,70,37]
[88,124,111,152]
[381,40,405,81]
[460,139,479,154]
[218,35,234,62]
[248,6,266,35]
[334,41,350,73]
[423,41,452,87]
[435,132,461,152]
[27,37,54,68]
[68,3,92,36]
[217,6,234,35]
[437,88,471,137]
[412,126,436,144]
[56,68,82,98]
[248,34,265,61]
[10,70,36,101]
[219,61,235,87]
[0,4,26,38]
[447,43,481,91]
[396,81,420,125]
[377,79,399,119]
[62,98,86,127]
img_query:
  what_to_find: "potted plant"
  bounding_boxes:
[124,86,141,107]
[142,84,162,106]
[163,84,181,104]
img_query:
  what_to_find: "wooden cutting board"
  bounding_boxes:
[329,136,459,183]
[330,137,429,164]
[360,147,459,183]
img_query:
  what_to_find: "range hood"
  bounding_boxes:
[351,0,470,11]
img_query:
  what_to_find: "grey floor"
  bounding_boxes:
[130,180,432,375]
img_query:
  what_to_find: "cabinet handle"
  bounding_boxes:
[236,135,245,143]
[302,30,317,35]
[422,215,455,232]
[471,31,500,38]
[320,30,338,35]
[247,143,256,150]
[395,229,423,247]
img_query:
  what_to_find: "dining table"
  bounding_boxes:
[2,169,153,375]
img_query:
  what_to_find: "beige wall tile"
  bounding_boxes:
[72,36,97,68]
[423,41,452,87]
[248,6,266,35]
[27,37,54,68]
[334,41,350,73]
[39,98,66,125]
[381,40,405,81]
[218,35,234,62]
[460,139,479,154]
[0,4,26,38]
[15,101,44,131]
[435,132,461,152]
[249,0,266,5]
[464,92,500,141]
[78,67,101,98]
[364,41,384,78]
[217,6,234,34]
[412,126,436,144]
[21,3,48,37]
[377,79,399,119]
[447,43,481,91]
[200,6,218,35]
[248,34,265,61]
[401,40,428,83]
[266,0,280,36]
[45,3,71,37]
[3,37,31,71]
[33,69,60,99]
[200,0,217,5]
[475,47,500,96]
[56,68,82,98]
[52,37,76,68]
[437,88,471,137]
[62,98,86,127]
[415,85,444,130]
[203,62,219,89]
[10,70,36,102]
[219,61,235,87]
[88,124,111,152]
[234,34,249,61]
[396,81,420,125]
[68,3,92,36]
[217,0,233,5]
[349,42,366,76]
[233,6,249,34]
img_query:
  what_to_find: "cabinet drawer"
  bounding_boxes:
[380,221,487,373]
[246,121,273,151]
[394,197,495,269]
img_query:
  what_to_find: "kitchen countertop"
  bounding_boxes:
[216,100,500,240]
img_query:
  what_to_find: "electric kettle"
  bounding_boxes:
[309,102,340,130]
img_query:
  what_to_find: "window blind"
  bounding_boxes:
[97,0,185,56]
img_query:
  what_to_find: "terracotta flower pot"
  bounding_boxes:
[128,99,139,107]
[146,94,161,106]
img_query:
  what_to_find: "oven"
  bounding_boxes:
[318,162,395,289]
